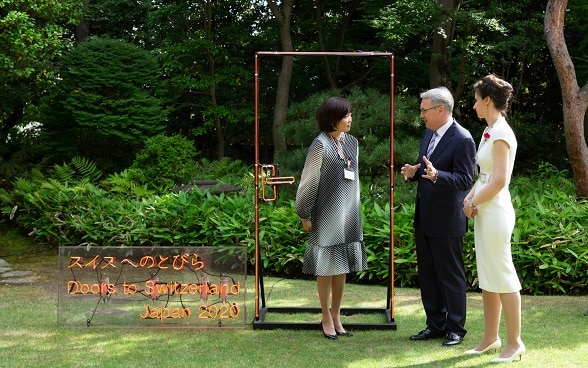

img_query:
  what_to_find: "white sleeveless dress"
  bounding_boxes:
[473,117,522,293]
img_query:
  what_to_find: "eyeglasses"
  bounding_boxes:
[420,105,441,113]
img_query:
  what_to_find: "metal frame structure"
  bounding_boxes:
[253,51,396,330]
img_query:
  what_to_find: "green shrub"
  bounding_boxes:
[129,134,199,190]
[194,157,251,183]
[0,159,585,296]
[509,163,587,295]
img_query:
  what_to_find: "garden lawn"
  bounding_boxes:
[0,247,586,368]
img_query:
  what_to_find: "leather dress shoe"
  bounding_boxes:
[442,332,463,346]
[410,328,445,340]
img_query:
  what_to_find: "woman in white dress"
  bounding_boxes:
[462,75,525,362]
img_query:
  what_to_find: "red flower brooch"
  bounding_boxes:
[483,132,491,140]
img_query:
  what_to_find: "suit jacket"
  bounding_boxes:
[411,119,476,238]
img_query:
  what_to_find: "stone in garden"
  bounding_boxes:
[2,270,34,278]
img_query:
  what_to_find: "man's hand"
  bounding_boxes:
[421,156,438,182]
[401,163,421,181]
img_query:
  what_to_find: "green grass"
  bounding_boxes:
[0,228,587,367]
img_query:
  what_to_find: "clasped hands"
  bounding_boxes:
[462,198,478,219]
[401,156,438,182]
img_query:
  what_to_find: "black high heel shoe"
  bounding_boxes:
[336,330,353,337]
[321,323,338,340]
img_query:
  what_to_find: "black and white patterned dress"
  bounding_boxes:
[295,132,367,276]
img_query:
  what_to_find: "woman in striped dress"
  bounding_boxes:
[296,97,367,340]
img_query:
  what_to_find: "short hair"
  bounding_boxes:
[420,86,454,113]
[316,97,353,132]
[473,74,513,115]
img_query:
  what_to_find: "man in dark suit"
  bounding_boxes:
[401,86,476,346]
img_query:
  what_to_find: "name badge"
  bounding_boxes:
[344,169,355,181]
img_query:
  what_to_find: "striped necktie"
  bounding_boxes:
[426,132,438,158]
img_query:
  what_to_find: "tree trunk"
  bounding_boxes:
[316,0,360,90]
[211,84,224,159]
[545,0,588,198]
[316,0,337,89]
[205,0,224,159]
[75,18,90,43]
[429,0,461,90]
[267,0,294,160]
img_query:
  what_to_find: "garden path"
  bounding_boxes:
[0,258,38,284]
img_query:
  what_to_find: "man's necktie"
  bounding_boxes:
[427,132,438,158]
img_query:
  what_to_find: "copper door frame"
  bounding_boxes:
[253,51,396,330]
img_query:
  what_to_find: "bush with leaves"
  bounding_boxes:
[358,163,587,295]
[36,37,169,172]
[0,158,585,295]
[1,159,229,246]
[508,163,588,295]
[193,157,251,183]
[129,134,199,191]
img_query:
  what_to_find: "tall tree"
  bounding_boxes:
[0,0,84,184]
[266,0,294,159]
[145,0,254,160]
[545,0,588,197]
[315,0,361,90]
[429,0,461,89]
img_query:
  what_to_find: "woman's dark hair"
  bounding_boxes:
[316,97,353,132]
[473,74,514,116]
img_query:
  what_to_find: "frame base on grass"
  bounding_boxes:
[252,306,397,330]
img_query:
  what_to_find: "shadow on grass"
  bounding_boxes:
[1,233,587,368]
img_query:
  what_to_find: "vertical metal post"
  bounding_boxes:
[388,55,395,318]
[254,53,261,321]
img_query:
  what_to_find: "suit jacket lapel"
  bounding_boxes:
[429,120,457,160]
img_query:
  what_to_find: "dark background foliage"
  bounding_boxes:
[3,0,586,176]
[0,0,586,298]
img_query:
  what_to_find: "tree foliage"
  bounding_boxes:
[0,0,83,133]
[143,0,255,159]
[0,0,587,190]
[37,37,168,171]
[0,0,586,292]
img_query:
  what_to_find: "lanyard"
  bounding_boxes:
[329,133,351,169]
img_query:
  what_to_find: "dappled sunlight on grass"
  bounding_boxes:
[1,251,587,367]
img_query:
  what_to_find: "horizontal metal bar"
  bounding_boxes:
[252,307,397,330]
[256,51,393,57]
[265,177,295,185]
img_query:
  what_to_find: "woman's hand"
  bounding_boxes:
[462,198,477,219]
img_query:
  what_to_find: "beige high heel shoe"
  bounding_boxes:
[463,338,501,355]
[491,343,526,363]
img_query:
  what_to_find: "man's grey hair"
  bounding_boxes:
[420,86,454,113]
